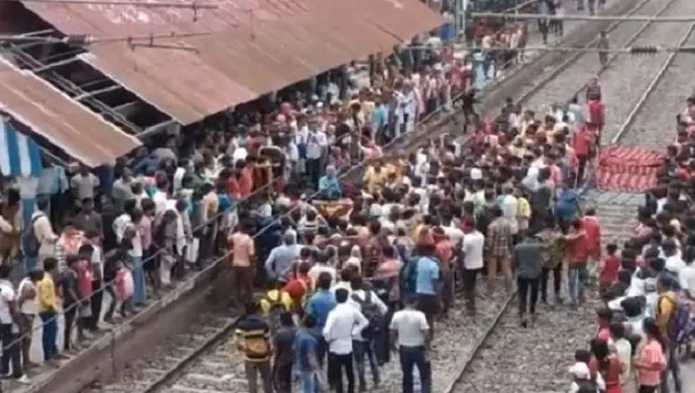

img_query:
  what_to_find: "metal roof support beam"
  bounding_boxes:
[0,0,217,9]
[7,43,143,134]
[8,29,57,49]
[79,78,112,89]
[113,101,140,117]
[75,84,123,100]
[33,56,80,73]
[16,29,55,37]
[136,119,178,139]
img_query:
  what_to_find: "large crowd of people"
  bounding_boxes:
[226,76,615,393]
[0,28,483,386]
[567,97,695,393]
[0,7,689,393]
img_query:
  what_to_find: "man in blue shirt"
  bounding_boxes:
[372,99,389,144]
[294,315,322,393]
[555,184,579,224]
[318,165,341,200]
[305,272,336,366]
[414,231,441,339]
[264,232,302,284]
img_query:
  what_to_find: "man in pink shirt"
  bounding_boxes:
[227,223,255,310]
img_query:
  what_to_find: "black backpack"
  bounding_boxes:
[575,379,599,393]
[21,214,43,258]
[351,292,384,339]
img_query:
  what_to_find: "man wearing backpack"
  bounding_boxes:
[235,301,273,393]
[349,275,387,392]
[413,230,441,339]
[23,198,57,271]
[655,275,683,393]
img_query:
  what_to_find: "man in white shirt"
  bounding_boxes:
[680,257,695,298]
[305,125,327,186]
[389,295,431,393]
[443,224,465,246]
[308,255,337,288]
[348,276,387,391]
[323,288,368,393]
[461,220,485,315]
[663,240,686,274]
[331,269,354,296]
[152,179,170,217]
[609,322,632,386]
[18,269,42,372]
[500,186,519,238]
[0,264,30,383]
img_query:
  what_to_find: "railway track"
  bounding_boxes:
[78,1,666,392]
[616,24,695,148]
[445,0,690,390]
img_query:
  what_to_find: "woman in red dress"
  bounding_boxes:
[589,338,623,393]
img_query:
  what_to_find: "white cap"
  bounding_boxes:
[470,167,483,180]
[569,362,590,379]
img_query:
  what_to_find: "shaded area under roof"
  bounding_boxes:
[0,58,142,167]
[22,0,444,125]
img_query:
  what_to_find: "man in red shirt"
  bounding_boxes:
[283,262,312,314]
[566,219,589,305]
[573,125,596,183]
[595,306,613,342]
[586,96,605,137]
[599,243,620,294]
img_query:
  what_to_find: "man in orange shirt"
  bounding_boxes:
[432,227,454,319]
[227,223,255,310]
[581,208,602,285]
[236,159,255,198]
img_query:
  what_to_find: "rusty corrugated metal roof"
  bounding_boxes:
[21,0,444,125]
[0,58,142,167]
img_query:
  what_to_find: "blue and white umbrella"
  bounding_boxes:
[0,118,42,178]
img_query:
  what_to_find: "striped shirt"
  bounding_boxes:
[486,218,512,258]
[235,314,272,362]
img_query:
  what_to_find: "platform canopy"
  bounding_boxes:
[22,0,444,125]
[0,58,142,167]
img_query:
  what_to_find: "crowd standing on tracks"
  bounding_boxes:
[227,76,617,393]
[564,97,695,393]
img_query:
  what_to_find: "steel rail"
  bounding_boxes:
[612,23,695,143]
[472,12,695,22]
[442,0,684,390]
[459,45,695,53]
[513,0,676,109]
[142,311,246,392]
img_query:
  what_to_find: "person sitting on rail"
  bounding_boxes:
[318,165,342,201]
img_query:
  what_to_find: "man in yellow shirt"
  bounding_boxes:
[201,182,220,262]
[516,188,531,233]
[37,257,60,362]
[655,275,683,393]
[363,162,387,194]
